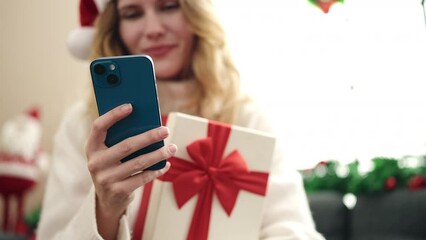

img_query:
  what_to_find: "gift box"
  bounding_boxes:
[138,112,276,240]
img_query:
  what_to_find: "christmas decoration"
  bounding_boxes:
[301,156,426,195]
[67,0,109,60]
[0,107,48,236]
[307,0,344,14]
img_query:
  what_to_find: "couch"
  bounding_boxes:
[308,189,426,240]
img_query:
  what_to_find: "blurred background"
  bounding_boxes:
[1,0,426,237]
[214,0,426,170]
[0,0,88,231]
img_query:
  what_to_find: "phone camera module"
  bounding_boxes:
[94,64,106,75]
[107,74,119,85]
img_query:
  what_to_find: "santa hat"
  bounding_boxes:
[67,0,110,60]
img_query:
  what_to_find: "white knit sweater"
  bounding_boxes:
[37,80,324,240]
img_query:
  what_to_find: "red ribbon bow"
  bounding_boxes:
[159,121,269,240]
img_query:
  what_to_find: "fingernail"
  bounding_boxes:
[164,162,171,171]
[167,144,177,154]
[158,162,171,175]
[121,104,132,112]
[158,127,169,138]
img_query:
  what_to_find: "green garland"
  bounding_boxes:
[300,156,426,195]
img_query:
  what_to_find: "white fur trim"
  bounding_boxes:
[0,162,39,180]
[94,0,110,12]
[67,0,111,60]
[67,27,95,60]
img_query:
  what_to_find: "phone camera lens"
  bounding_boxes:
[94,64,106,75]
[107,74,119,85]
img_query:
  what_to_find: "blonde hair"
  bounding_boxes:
[88,0,245,124]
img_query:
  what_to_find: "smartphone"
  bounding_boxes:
[89,55,166,170]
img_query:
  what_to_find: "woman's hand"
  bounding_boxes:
[85,103,176,240]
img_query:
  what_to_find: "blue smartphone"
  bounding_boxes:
[89,55,166,170]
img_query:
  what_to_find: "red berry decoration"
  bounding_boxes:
[385,176,397,190]
[408,175,426,190]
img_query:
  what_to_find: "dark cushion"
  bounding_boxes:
[351,189,426,240]
[308,191,349,240]
[0,233,27,240]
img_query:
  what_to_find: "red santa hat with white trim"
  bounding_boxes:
[67,0,110,60]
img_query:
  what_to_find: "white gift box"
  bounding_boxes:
[142,112,276,240]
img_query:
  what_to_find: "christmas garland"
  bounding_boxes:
[300,156,426,195]
[307,0,344,13]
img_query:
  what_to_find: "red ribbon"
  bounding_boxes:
[132,116,167,240]
[159,121,269,240]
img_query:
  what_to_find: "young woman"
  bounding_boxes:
[37,0,324,239]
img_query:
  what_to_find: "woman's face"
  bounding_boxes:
[117,0,194,80]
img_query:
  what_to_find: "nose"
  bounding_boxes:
[144,11,165,40]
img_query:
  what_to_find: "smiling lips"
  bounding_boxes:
[144,45,176,58]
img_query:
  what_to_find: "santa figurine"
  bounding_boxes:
[0,107,47,235]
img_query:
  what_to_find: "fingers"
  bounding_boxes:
[88,126,171,172]
[106,126,170,165]
[85,103,176,221]
[92,162,170,223]
[109,144,177,181]
[86,103,133,154]
[113,161,171,194]
[95,162,171,206]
